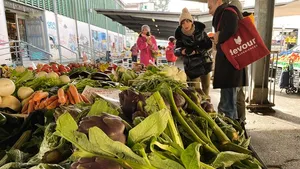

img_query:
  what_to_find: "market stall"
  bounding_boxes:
[0,63,266,169]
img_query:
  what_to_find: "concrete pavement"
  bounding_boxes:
[210,86,300,169]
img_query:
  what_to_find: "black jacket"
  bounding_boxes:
[174,21,212,78]
[212,3,248,89]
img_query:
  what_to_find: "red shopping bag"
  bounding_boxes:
[218,8,270,70]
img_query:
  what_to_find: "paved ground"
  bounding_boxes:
[175,58,300,169]
[210,88,300,169]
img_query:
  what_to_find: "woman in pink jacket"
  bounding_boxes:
[166,36,177,65]
[137,25,158,66]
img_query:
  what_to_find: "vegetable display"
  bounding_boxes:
[0,63,265,169]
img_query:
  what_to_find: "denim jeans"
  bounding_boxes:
[218,88,238,119]
[236,87,246,122]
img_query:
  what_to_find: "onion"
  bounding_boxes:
[0,78,16,97]
[15,66,25,73]
[17,87,34,100]
[36,71,48,78]
[47,72,59,79]
[0,95,21,112]
[59,75,71,84]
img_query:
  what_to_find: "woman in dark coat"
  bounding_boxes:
[208,0,248,119]
[174,8,213,96]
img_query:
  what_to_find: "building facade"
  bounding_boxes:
[0,0,127,65]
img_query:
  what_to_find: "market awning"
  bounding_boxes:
[95,1,295,40]
[95,9,212,40]
[274,0,300,17]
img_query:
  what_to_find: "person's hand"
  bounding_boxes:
[190,50,196,55]
[181,49,186,55]
[213,32,220,44]
[147,40,152,45]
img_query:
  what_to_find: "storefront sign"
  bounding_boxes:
[4,1,40,13]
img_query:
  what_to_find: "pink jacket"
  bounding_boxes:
[166,42,177,62]
[137,35,158,66]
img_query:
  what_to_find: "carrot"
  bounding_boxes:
[27,100,35,114]
[38,99,47,109]
[78,94,83,103]
[21,102,29,114]
[69,85,81,104]
[58,88,66,105]
[81,94,90,104]
[46,100,59,110]
[34,100,41,110]
[46,95,58,105]
[65,94,69,105]
[67,90,75,105]
[33,92,49,102]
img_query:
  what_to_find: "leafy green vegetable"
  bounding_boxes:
[55,113,154,169]
[144,91,184,148]
[28,123,69,164]
[180,143,215,169]
[211,151,250,168]
[180,143,201,169]
[11,69,34,88]
[128,108,170,146]
[148,153,185,169]
[74,79,102,93]
[25,77,62,91]
[87,98,119,116]
[6,149,31,163]
[29,163,65,169]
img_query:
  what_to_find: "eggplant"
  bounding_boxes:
[90,72,111,81]
[119,90,146,122]
[201,101,215,113]
[70,157,122,169]
[173,92,186,108]
[69,71,91,79]
[78,114,126,143]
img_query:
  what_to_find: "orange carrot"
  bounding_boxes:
[69,85,80,104]
[67,90,75,105]
[81,94,91,104]
[58,88,66,105]
[34,100,41,110]
[33,92,49,102]
[27,100,35,114]
[46,100,59,110]
[46,95,58,105]
[78,94,83,103]
[65,94,69,105]
[38,99,47,109]
[22,102,29,114]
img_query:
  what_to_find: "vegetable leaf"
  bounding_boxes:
[180,143,215,169]
[180,143,201,169]
[87,98,119,116]
[148,153,185,169]
[55,113,152,169]
[89,127,148,165]
[128,108,170,146]
[211,151,250,168]
[55,113,96,156]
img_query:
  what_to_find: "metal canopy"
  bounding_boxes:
[95,0,293,40]
[95,9,212,40]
